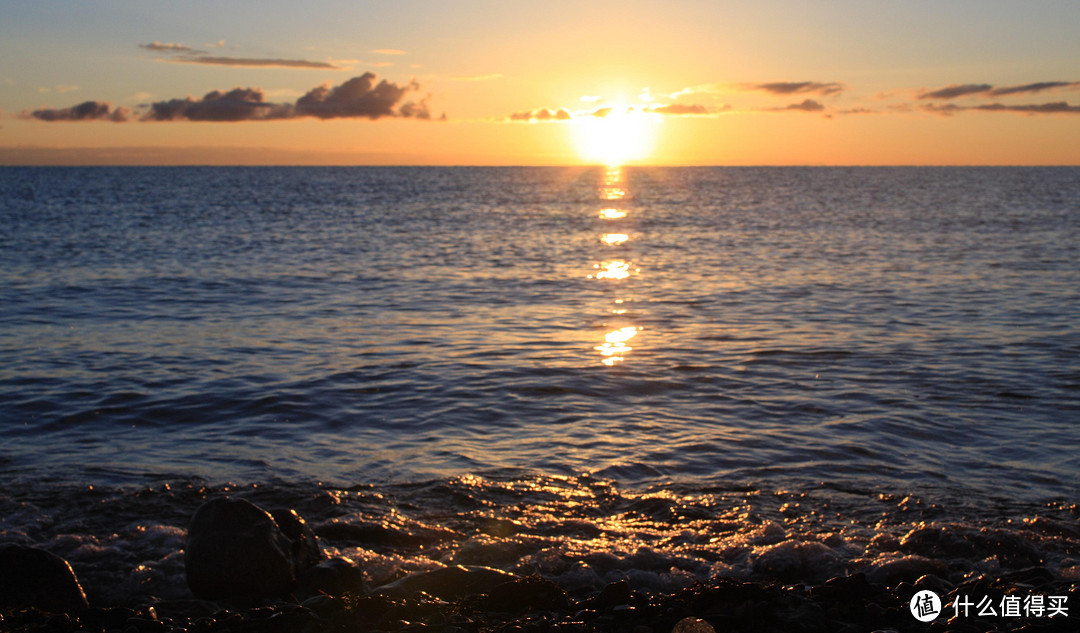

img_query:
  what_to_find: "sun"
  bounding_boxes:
[572,107,657,166]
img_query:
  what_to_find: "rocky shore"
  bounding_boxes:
[2,495,1077,633]
[2,562,1078,632]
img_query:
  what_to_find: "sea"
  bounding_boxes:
[1,165,1078,606]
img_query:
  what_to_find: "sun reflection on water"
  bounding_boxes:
[594,326,640,366]
[590,167,644,366]
[592,260,632,280]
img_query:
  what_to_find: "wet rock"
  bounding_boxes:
[0,543,89,613]
[591,579,633,609]
[184,497,322,599]
[269,508,322,571]
[809,572,881,603]
[375,565,517,601]
[671,617,716,633]
[296,556,366,597]
[484,576,570,613]
[314,519,461,549]
[865,555,949,587]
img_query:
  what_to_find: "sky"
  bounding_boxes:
[1,0,1079,165]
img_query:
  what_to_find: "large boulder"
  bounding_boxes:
[0,544,89,613]
[184,497,322,599]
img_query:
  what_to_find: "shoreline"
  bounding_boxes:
[2,479,1079,632]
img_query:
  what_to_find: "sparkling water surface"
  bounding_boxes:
[1,166,1078,501]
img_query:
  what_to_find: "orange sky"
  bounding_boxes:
[2,1,1079,165]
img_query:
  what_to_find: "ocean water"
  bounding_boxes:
[1,165,1079,605]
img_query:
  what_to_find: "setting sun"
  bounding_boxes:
[572,108,658,166]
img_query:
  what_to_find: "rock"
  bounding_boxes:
[484,576,570,613]
[0,543,89,613]
[184,497,323,599]
[865,555,948,587]
[296,556,366,598]
[375,565,517,601]
[270,508,322,572]
[591,579,633,609]
[671,617,715,633]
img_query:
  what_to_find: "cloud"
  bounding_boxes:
[509,108,571,121]
[167,56,341,70]
[918,83,993,100]
[143,88,291,122]
[646,103,713,115]
[140,42,196,53]
[23,100,130,122]
[988,81,1080,96]
[294,73,428,119]
[372,49,407,55]
[669,83,727,98]
[923,101,1080,116]
[33,74,431,123]
[919,81,1080,99]
[765,98,826,113]
[140,41,342,70]
[750,81,844,96]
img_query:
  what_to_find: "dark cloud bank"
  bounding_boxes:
[25,73,432,123]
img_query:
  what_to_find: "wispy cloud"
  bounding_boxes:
[923,101,1080,116]
[508,102,721,122]
[749,81,844,96]
[670,80,844,100]
[646,103,714,115]
[669,83,727,98]
[166,56,341,70]
[918,83,993,100]
[509,108,571,121]
[764,98,827,113]
[919,81,1080,99]
[140,41,343,70]
[139,42,197,53]
[989,81,1080,96]
[28,73,432,123]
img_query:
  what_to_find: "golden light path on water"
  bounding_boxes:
[591,166,641,366]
